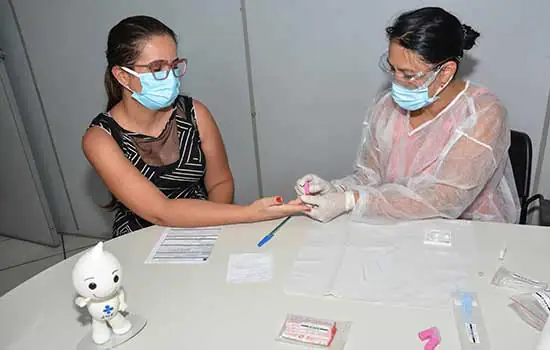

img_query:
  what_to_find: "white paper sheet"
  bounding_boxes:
[227,253,273,284]
[145,227,221,264]
[286,219,477,309]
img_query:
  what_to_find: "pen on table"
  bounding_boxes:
[257,216,292,247]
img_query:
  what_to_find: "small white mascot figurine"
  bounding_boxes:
[72,242,132,345]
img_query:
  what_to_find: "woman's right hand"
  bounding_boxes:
[247,196,310,222]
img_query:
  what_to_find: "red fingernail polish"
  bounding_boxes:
[276,196,283,203]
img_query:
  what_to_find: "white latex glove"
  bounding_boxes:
[300,192,356,223]
[295,174,340,196]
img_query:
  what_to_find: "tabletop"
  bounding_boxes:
[0,215,549,349]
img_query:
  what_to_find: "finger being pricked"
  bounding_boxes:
[287,198,305,205]
[284,196,320,210]
[275,203,311,214]
[300,195,322,208]
[292,196,319,209]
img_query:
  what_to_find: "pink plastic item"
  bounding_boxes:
[418,327,437,341]
[424,336,441,350]
[304,182,310,195]
[418,327,440,350]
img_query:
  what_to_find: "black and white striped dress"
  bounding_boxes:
[89,95,207,237]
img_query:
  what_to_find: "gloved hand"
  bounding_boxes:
[300,191,356,223]
[295,174,340,196]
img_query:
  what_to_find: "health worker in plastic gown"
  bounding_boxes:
[295,7,520,224]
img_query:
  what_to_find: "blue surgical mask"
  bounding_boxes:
[391,69,449,111]
[121,67,181,110]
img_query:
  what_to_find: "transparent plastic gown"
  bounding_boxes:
[332,82,520,223]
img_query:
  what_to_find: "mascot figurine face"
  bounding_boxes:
[72,242,122,300]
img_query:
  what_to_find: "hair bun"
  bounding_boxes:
[462,24,480,50]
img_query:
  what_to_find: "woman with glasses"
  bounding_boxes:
[83,16,308,237]
[295,7,520,224]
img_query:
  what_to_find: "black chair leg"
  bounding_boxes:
[519,205,528,225]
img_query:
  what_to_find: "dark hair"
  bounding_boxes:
[385,7,480,65]
[102,16,177,211]
[104,15,177,111]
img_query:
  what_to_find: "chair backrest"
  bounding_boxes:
[508,130,532,202]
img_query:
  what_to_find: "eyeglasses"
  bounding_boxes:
[131,57,187,80]
[378,52,444,85]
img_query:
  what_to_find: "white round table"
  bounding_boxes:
[1,216,548,349]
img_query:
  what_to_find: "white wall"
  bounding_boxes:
[246,1,393,199]
[0,0,77,233]
[246,0,550,201]
[0,55,58,245]
[9,0,259,235]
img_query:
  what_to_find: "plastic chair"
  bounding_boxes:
[508,130,547,225]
